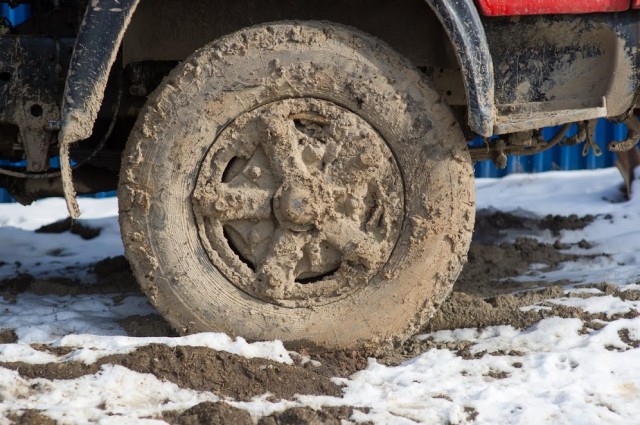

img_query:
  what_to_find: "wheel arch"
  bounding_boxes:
[60,0,496,152]
[124,0,496,137]
[424,0,495,137]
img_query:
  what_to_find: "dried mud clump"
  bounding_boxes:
[35,217,101,240]
[305,349,369,379]
[92,256,139,290]
[455,237,580,297]
[109,345,341,400]
[258,406,357,425]
[424,287,566,333]
[164,402,252,425]
[539,214,595,236]
[7,410,56,425]
[117,314,177,337]
[473,210,534,243]
[0,255,141,301]
[0,328,17,344]
[456,210,603,297]
[163,404,358,425]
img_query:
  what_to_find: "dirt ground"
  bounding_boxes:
[3,210,638,424]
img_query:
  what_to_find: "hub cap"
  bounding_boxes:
[193,98,404,307]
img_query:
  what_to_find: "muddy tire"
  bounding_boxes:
[119,21,475,351]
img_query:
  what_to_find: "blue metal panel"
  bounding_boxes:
[1,3,31,27]
[474,119,624,177]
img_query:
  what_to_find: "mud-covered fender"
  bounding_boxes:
[425,0,495,137]
[58,0,140,218]
[59,0,140,146]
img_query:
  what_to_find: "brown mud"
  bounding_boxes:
[1,209,633,424]
[0,256,140,303]
[162,403,360,425]
[35,217,102,240]
[1,344,341,401]
[7,410,57,425]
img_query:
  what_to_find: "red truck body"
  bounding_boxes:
[477,0,632,16]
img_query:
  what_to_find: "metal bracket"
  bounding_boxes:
[0,37,74,171]
[582,120,603,157]
[469,123,571,164]
[608,115,640,153]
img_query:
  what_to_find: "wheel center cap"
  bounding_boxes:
[274,184,324,231]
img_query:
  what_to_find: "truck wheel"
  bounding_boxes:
[118,22,475,351]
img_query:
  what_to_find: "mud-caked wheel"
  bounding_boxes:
[119,22,475,351]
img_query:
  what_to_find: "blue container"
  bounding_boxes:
[1,3,31,27]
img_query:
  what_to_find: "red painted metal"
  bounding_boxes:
[633,0,640,8]
[477,0,630,16]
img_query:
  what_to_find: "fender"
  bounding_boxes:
[425,0,495,137]
[58,0,140,218]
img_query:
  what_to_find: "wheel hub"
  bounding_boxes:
[274,185,321,231]
[192,98,404,307]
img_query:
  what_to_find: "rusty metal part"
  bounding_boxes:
[0,62,121,183]
[0,36,74,171]
[1,166,118,205]
[615,147,640,197]
[582,120,603,157]
[561,121,587,146]
[193,98,404,308]
[608,115,640,152]
[470,123,571,166]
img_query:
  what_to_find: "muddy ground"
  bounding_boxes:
[3,210,635,424]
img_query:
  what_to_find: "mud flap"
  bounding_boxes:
[58,0,140,218]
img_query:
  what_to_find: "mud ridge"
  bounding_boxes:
[35,217,101,240]
[456,209,604,298]
[0,344,341,402]
[7,410,56,425]
[162,403,361,425]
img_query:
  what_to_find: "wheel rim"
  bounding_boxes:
[193,98,404,307]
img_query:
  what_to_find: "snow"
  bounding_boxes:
[477,168,640,287]
[0,293,155,343]
[0,168,639,423]
[0,365,220,424]
[57,333,292,365]
[0,198,122,280]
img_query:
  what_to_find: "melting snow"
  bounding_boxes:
[0,168,638,423]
